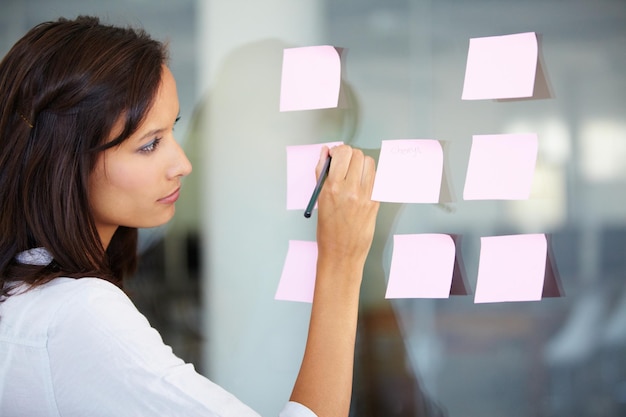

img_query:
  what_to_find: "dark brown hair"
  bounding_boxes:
[0,16,169,297]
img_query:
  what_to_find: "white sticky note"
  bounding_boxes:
[474,234,547,303]
[385,234,456,299]
[371,139,443,203]
[280,46,342,111]
[462,32,538,100]
[463,133,538,200]
[275,240,317,303]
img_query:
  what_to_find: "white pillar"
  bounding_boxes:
[196,2,333,415]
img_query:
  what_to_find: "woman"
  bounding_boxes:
[0,16,379,417]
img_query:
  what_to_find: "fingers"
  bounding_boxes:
[361,153,376,191]
[327,145,375,194]
[327,145,352,182]
[345,148,365,186]
[315,146,331,180]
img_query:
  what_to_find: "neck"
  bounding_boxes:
[98,225,118,251]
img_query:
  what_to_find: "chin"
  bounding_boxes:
[136,209,176,229]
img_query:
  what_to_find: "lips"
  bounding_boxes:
[158,187,180,204]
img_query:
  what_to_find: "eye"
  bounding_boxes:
[139,137,162,154]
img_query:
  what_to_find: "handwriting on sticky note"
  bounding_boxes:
[280,46,342,111]
[462,32,538,100]
[286,142,343,210]
[463,133,538,200]
[371,139,443,203]
[385,234,456,299]
[275,240,317,303]
[474,234,547,303]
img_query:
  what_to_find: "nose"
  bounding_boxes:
[167,139,193,179]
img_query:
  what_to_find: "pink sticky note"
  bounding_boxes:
[280,46,342,111]
[474,234,547,303]
[371,139,443,203]
[462,32,538,100]
[385,234,456,299]
[286,142,343,210]
[463,133,538,200]
[275,240,317,303]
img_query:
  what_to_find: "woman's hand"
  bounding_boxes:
[315,145,379,277]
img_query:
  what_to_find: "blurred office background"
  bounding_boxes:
[2,1,626,416]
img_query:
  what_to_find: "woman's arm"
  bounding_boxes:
[290,145,379,417]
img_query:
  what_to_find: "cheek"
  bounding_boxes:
[108,165,154,193]
[90,157,158,211]
[105,159,156,194]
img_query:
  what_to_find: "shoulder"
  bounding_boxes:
[51,277,132,309]
[1,277,127,317]
[47,277,171,375]
[49,277,149,336]
[5,276,127,302]
[36,278,133,325]
[0,277,139,347]
[46,276,126,295]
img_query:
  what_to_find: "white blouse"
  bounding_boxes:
[0,252,315,417]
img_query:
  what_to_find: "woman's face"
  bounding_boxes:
[88,66,192,248]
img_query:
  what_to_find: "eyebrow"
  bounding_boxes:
[137,128,165,142]
[135,111,180,142]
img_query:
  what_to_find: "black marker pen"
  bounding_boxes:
[304,156,331,218]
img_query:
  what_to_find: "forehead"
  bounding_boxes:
[154,66,178,106]
[142,66,179,124]
[108,66,179,144]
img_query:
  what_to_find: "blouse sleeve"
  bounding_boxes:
[47,278,315,417]
[279,402,317,417]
